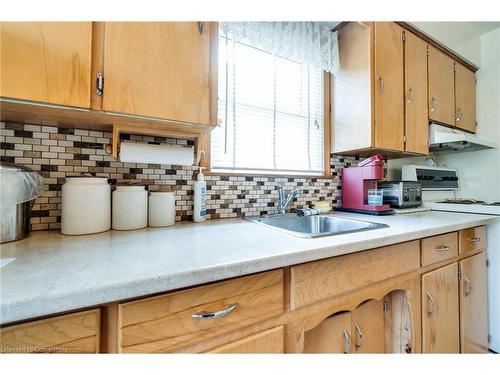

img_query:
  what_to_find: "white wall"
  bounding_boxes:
[387,23,500,201]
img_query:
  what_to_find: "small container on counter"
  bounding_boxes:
[367,188,384,206]
[148,191,176,227]
[112,185,148,230]
[61,177,111,235]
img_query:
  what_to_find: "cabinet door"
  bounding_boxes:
[207,326,284,354]
[303,311,352,353]
[102,22,213,126]
[460,253,488,353]
[428,46,455,125]
[374,22,404,151]
[351,299,385,353]
[404,32,428,155]
[455,63,477,133]
[422,263,460,353]
[0,22,92,108]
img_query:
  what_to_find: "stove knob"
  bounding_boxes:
[416,196,421,201]
[404,196,410,202]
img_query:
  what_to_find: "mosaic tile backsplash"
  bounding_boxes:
[0,121,361,231]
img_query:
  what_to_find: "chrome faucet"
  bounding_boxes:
[276,186,300,214]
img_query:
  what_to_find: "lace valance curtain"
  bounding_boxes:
[220,22,339,73]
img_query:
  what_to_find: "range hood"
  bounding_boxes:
[429,123,497,153]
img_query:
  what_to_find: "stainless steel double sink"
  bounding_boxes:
[245,214,388,238]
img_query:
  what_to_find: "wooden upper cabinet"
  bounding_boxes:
[455,63,477,133]
[0,22,92,108]
[102,22,215,126]
[351,299,385,353]
[404,32,429,155]
[460,253,489,353]
[428,46,455,126]
[421,263,460,353]
[374,22,404,152]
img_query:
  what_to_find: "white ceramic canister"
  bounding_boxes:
[112,185,148,230]
[148,192,176,227]
[61,177,111,235]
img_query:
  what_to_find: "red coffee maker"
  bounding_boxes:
[339,153,393,215]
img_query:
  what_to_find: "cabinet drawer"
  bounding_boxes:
[206,326,284,354]
[421,232,458,267]
[0,309,100,353]
[119,270,284,353]
[459,226,486,254]
[290,240,420,310]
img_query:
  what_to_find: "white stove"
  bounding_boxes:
[404,165,500,353]
[424,200,500,216]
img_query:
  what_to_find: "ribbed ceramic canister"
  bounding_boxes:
[112,186,148,230]
[148,192,176,227]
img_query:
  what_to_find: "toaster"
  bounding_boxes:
[378,181,422,208]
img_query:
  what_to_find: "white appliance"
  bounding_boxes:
[429,123,497,153]
[403,164,500,353]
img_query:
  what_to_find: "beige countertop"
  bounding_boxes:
[1,211,497,325]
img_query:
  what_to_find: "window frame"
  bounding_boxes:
[204,25,332,179]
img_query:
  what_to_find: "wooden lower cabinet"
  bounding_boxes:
[351,299,385,353]
[303,298,395,353]
[207,327,284,354]
[0,229,489,354]
[460,253,489,353]
[422,263,460,353]
[303,312,352,353]
[0,310,100,353]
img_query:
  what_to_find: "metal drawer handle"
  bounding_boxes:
[468,236,481,243]
[191,303,238,320]
[354,323,364,352]
[427,292,436,318]
[343,329,351,354]
[436,246,450,252]
[464,275,473,297]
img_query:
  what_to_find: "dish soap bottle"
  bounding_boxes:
[193,167,207,222]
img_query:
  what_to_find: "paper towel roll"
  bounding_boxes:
[119,142,194,165]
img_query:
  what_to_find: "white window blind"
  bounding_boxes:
[211,31,325,175]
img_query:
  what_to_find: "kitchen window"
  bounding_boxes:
[211,23,338,176]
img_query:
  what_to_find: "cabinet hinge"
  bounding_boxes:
[383,301,389,311]
[403,135,408,143]
[96,73,104,96]
[488,335,492,344]
[458,271,462,280]
[426,46,429,56]
[402,31,406,43]
[487,259,490,267]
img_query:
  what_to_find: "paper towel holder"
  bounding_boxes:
[104,123,209,166]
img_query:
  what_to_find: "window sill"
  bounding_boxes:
[205,169,334,180]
